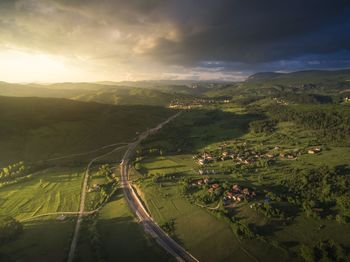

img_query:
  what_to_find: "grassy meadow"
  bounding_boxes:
[0,168,84,261]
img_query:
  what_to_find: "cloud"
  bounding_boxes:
[0,0,350,81]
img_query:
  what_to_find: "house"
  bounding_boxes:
[212,183,220,190]
[242,188,250,196]
[232,194,244,202]
[265,153,274,159]
[232,184,240,192]
[198,169,204,175]
[197,158,207,165]
[308,147,322,154]
[226,192,233,199]
[279,153,285,158]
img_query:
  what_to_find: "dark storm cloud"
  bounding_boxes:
[141,0,350,64]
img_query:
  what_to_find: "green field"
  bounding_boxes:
[135,155,287,262]
[96,189,171,261]
[135,100,350,261]
[0,168,84,261]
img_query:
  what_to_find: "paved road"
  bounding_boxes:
[120,113,198,262]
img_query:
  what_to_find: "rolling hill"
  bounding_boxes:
[0,96,174,165]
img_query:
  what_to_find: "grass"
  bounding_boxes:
[137,154,291,261]
[95,189,171,261]
[136,102,350,261]
[138,180,256,261]
[0,167,83,220]
[0,167,84,261]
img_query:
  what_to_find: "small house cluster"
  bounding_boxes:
[272,97,289,105]
[223,184,256,205]
[193,152,214,165]
[193,141,323,170]
[190,177,211,187]
[169,98,230,109]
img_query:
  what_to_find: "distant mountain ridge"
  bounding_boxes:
[247,69,350,82]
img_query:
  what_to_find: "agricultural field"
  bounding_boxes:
[0,168,84,262]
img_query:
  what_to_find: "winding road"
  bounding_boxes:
[120,112,198,262]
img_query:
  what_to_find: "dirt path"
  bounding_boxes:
[66,144,128,262]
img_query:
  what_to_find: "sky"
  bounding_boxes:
[0,0,350,82]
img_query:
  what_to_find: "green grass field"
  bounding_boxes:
[0,168,84,261]
[136,102,350,261]
[95,189,171,261]
[135,156,286,261]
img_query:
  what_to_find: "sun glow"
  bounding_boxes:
[0,50,89,83]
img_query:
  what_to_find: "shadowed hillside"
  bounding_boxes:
[0,96,174,165]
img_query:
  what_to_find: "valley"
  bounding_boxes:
[1,70,350,262]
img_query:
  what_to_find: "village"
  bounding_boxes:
[186,140,323,207]
[193,139,322,168]
[168,97,231,109]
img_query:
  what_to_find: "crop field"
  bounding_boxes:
[0,167,83,220]
[0,167,84,261]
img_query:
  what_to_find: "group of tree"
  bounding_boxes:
[249,119,277,134]
[97,164,115,181]
[0,162,26,183]
[0,216,23,245]
[267,104,350,144]
[300,239,345,262]
[160,219,176,235]
[279,165,350,222]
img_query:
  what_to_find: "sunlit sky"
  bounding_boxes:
[1,0,350,83]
